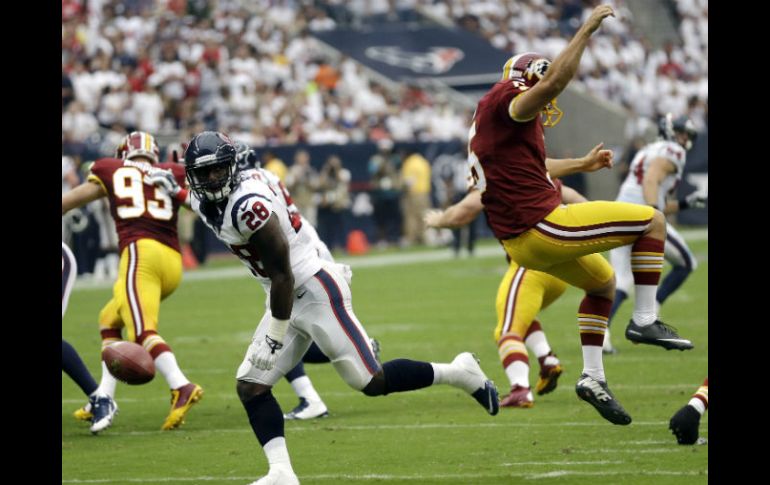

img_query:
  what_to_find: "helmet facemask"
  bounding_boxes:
[186,153,236,203]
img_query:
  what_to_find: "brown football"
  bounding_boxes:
[102,341,155,385]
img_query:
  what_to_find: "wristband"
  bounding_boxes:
[267,316,290,343]
[175,188,189,203]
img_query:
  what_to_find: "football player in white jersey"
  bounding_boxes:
[233,140,368,421]
[162,132,499,485]
[604,114,707,353]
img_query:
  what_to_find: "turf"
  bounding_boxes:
[62,234,708,484]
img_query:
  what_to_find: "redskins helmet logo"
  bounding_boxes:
[526,58,550,81]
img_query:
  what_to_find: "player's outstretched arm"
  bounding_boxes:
[511,5,615,121]
[247,215,295,371]
[147,169,192,209]
[642,157,676,210]
[424,190,483,229]
[62,181,106,215]
[546,143,614,178]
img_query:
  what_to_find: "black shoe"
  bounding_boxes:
[625,319,693,350]
[575,374,631,425]
[669,405,701,445]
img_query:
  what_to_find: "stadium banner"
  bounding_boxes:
[313,25,509,86]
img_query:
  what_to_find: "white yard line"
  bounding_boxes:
[63,421,694,437]
[62,469,707,483]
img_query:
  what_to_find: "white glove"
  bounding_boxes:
[248,317,289,371]
[147,169,182,196]
[334,263,353,286]
[680,191,707,210]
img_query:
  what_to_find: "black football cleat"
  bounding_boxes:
[625,319,693,351]
[575,374,631,425]
[669,405,701,445]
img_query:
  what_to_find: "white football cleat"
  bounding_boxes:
[89,394,118,434]
[283,398,329,420]
[451,352,499,416]
[249,467,300,485]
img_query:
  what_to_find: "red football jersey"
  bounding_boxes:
[469,81,561,240]
[88,158,186,253]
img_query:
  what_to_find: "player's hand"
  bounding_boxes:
[424,209,445,228]
[581,143,614,172]
[584,5,615,34]
[679,191,707,210]
[249,335,284,371]
[147,169,182,196]
[334,263,353,286]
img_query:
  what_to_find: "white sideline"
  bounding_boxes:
[71,229,708,291]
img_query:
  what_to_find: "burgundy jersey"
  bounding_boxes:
[88,158,186,253]
[469,80,561,240]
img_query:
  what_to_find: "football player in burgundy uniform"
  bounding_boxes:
[425,182,588,408]
[603,114,705,353]
[468,4,692,425]
[173,132,499,485]
[62,131,203,433]
[62,241,118,432]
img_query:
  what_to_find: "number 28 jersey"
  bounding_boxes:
[191,169,322,292]
[617,140,687,209]
[88,158,185,253]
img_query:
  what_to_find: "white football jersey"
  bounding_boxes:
[191,169,322,292]
[617,140,687,209]
[255,167,333,263]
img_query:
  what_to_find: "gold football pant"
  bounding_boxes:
[502,201,656,291]
[98,239,182,342]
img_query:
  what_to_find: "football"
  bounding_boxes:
[102,341,155,385]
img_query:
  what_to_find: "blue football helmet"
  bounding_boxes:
[234,140,260,171]
[183,131,237,202]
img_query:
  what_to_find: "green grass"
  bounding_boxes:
[62,235,708,484]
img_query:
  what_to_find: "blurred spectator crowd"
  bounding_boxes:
[419,0,707,139]
[62,0,707,271]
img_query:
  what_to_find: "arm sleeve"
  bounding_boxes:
[232,192,276,240]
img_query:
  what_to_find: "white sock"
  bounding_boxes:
[504,361,530,388]
[581,346,605,382]
[632,285,658,326]
[263,437,294,471]
[688,398,706,415]
[154,351,190,390]
[603,328,613,349]
[96,361,118,398]
[290,376,322,402]
[431,363,476,393]
[524,331,551,358]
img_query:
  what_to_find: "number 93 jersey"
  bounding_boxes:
[191,169,322,291]
[88,158,185,253]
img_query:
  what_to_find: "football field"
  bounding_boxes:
[62,232,708,484]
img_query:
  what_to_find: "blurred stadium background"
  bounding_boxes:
[62,2,708,482]
[62,0,707,275]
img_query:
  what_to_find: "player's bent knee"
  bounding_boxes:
[236,380,272,402]
[362,372,386,396]
[588,275,615,300]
